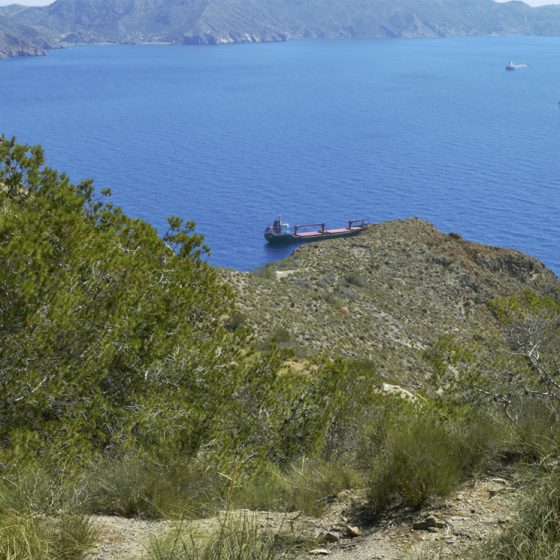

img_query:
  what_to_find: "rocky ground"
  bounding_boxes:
[0,19,52,59]
[314,476,518,560]
[85,475,518,559]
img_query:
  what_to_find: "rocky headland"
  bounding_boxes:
[224,218,559,382]
[0,17,54,59]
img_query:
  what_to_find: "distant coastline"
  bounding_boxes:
[3,0,560,60]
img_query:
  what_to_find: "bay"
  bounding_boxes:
[1,36,559,272]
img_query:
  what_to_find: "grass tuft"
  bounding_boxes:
[235,460,362,516]
[0,510,97,560]
[145,512,299,560]
[84,454,224,519]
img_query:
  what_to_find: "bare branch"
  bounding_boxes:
[13,376,47,403]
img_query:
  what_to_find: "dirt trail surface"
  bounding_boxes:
[307,477,517,559]
[86,476,518,559]
[86,517,171,559]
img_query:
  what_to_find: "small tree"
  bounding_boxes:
[0,136,243,461]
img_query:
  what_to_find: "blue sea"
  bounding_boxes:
[1,36,560,273]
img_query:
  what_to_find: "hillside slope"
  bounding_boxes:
[0,17,53,58]
[224,218,559,382]
[3,135,560,559]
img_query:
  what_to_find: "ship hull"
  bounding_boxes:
[265,227,364,245]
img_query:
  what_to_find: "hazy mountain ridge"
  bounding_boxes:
[2,0,560,57]
[0,15,55,58]
[0,4,30,17]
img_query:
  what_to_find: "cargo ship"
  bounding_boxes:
[264,217,368,245]
[506,60,528,70]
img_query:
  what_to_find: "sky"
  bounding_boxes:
[1,0,46,4]
[497,0,560,4]
[0,0,51,4]
[1,0,560,7]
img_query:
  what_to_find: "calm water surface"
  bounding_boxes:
[1,37,559,272]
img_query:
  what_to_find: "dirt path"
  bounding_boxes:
[307,477,518,559]
[86,476,518,559]
[86,517,171,560]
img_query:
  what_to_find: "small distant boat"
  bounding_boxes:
[264,217,368,244]
[506,60,528,71]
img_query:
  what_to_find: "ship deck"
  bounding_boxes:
[294,226,362,238]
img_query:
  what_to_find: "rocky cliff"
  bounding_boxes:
[3,0,560,59]
[223,218,559,383]
[0,17,54,59]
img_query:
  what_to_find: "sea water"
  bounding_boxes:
[1,36,559,272]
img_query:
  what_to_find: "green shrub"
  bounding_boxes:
[252,263,276,280]
[52,515,98,560]
[366,401,499,516]
[0,510,53,560]
[344,272,367,288]
[0,136,253,464]
[509,401,560,461]
[84,453,225,519]
[225,310,246,332]
[322,291,339,306]
[270,327,292,345]
[451,407,504,473]
[235,460,362,516]
[0,463,85,516]
[0,462,97,560]
[368,409,462,512]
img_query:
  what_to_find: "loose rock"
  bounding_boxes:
[413,515,447,530]
[346,525,362,538]
[322,531,342,543]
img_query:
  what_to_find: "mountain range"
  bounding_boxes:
[2,0,560,58]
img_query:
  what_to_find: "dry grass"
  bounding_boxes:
[145,512,302,560]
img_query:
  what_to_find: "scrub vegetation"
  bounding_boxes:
[2,135,560,558]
